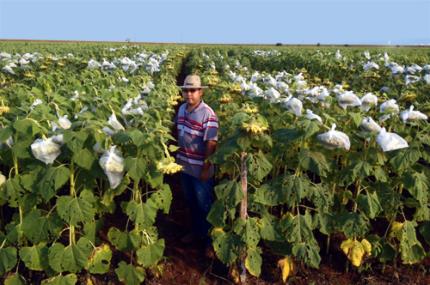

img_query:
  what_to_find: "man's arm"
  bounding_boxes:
[200,140,217,181]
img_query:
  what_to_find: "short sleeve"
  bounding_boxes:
[203,111,219,141]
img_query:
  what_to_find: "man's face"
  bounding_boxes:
[182,88,203,106]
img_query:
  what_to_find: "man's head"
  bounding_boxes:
[179,75,207,106]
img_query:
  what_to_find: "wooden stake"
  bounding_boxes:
[240,152,248,284]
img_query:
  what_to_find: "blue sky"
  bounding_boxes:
[0,0,429,45]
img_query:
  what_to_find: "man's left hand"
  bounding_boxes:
[200,167,210,181]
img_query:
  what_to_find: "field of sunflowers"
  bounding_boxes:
[0,41,429,284]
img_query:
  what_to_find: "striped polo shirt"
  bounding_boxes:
[175,100,219,179]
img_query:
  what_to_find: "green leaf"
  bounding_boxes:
[244,218,260,247]
[36,166,70,202]
[125,157,147,181]
[245,247,262,277]
[41,274,77,285]
[378,241,396,263]
[125,200,157,228]
[308,183,333,212]
[13,118,41,136]
[19,243,49,271]
[418,221,430,246]
[213,231,240,265]
[107,227,133,251]
[350,160,372,180]
[389,148,420,174]
[349,112,362,127]
[72,149,96,170]
[48,238,92,273]
[86,244,112,274]
[148,185,172,214]
[283,175,309,206]
[357,190,382,219]
[258,216,282,241]
[246,151,272,182]
[63,130,89,153]
[0,247,17,275]
[4,176,26,208]
[0,126,13,142]
[128,129,145,146]
[254,181,285,206]
[214,180,243,208]
[12,138,33,159]
[22,209,63,244]
[291,242,321,269]
[136,238,165,267]
[56,196,95,226]
[403,171,429,206]
[298,119,320,139]
[272,128,302,144]
[4,273,25,285]
[145,165,164,189]
[335,212,369,238]
[282,212,315,244]
[207,200,226,227]
[400,221,426,264]
[115,261,145,285]
[298,150,329,177]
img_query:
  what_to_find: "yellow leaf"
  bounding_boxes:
[340,238,354,255]
[389,221,404,240]
[86,277,94,285]
[349,243,365,267]
[278,256,293,283]
[361,239,372,255]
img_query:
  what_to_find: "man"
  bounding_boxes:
[175,75,218,252]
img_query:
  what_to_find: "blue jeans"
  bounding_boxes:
[180,172,214,242]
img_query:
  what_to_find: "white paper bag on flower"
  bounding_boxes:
[380,99,399,114]
[58,115,72,129]
[99,146,124,189]
[317,124,350,150]
[282,95,302,116]
[400,105,428,123]
[360,93,378,112]
[337,91,361,110]
[31,137,62,164]
[264,87,281,102]
[360,117,381,133]
[87,59,101,69]
[108,112,125,131]
[376,128,408,152]
[305,109,322,123]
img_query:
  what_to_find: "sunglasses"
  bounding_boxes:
[182,88,200,93]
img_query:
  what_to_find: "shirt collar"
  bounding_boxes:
[185,100,204,114]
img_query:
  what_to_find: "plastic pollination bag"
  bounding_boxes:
[31,137,62,165]
[400,105,428,123]
[360,93,378,112]
[337,91,361,110]
[99,146,125,189]
[380,99,399,114]
[317,124,350,150]
[376,128,408,152]
[360,117,382,133]
[282,95,303,116]
[305,109,322,123]
[108,112,125,131]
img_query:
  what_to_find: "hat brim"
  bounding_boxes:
[178,85,209,89]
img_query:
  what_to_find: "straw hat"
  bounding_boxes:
[178,75,208,89]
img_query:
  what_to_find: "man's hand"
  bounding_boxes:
[200,166,211,181]
[200,140,217,181]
